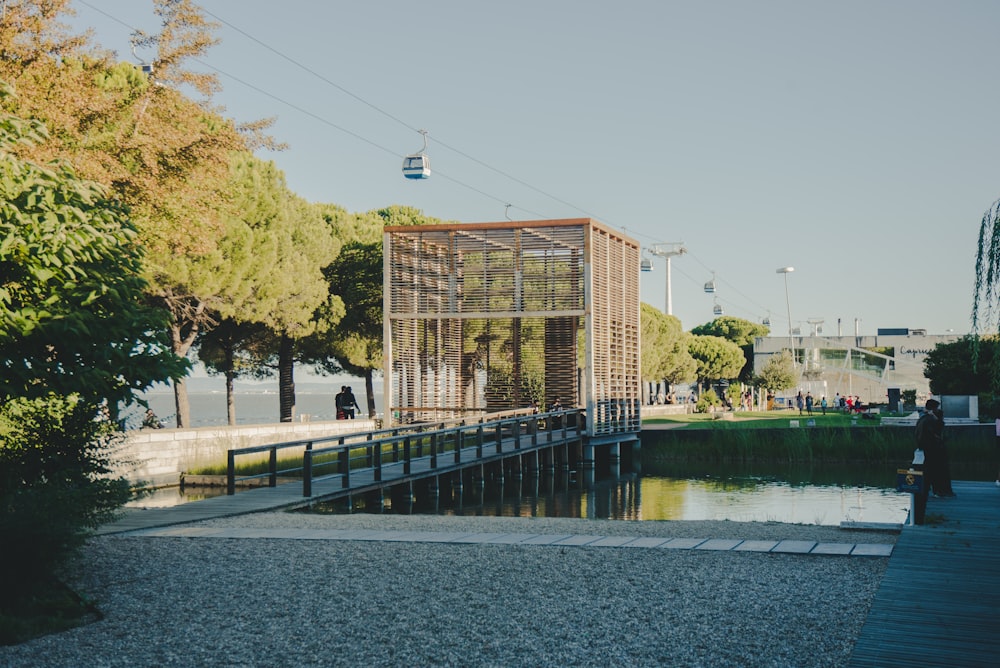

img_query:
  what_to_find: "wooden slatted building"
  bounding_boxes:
[382,218,641,439]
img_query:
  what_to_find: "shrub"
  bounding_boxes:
[0,395,131,597]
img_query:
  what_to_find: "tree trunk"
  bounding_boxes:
[225,350,236,426]
[169,318,200,428]
[173,376,190,429]
[278,333,296,422]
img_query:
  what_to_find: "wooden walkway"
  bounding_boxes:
[97,424,589,536]
[849,480,1000,667]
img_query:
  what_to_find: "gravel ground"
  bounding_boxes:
[1,514,896,668]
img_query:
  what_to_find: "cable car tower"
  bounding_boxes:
[402,129,431,180]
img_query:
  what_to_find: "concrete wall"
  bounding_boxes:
[115,419,377,487]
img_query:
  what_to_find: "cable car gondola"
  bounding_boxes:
[704,272,716,294]
[713,303,723,316]
[402,129,431,180]
[640,257,653,272]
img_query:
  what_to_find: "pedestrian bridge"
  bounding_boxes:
[101,408,637,533]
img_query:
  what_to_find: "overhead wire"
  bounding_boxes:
[76,0,785,322]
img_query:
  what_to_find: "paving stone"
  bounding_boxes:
[553,534,605,546]
[772,540,817,554]
[519,534,574,545]
[695,538,744,551]
[657,538,708,549]
[851,543,894,557]
[811,542,854,556]
[585,536,638,547]
[733,540,779,552]
[619,536,673,548]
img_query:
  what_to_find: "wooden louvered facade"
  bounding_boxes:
[383,218,640,438]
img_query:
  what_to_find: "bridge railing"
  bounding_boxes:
[225,408,582,496]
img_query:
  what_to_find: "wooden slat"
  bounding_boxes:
[848,480,1000,667]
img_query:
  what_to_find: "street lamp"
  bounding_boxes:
[648,243,687,315]
[776,267,795,366]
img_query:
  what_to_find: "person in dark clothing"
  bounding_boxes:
[932,405,955,497]
[915,399,947,498]
[342,387,360,419]
[335,387,346,419]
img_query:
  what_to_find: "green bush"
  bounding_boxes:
[0,395,131,598]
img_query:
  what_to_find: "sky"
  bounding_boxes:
[64,0,1000,338]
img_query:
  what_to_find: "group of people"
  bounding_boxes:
[334,386,360,419]
[794,390,829,415]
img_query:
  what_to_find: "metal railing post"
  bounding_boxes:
[340,444,350,489]
[476,425,484,458]
[227,450,235,496]
[303,450,313,497]
[430,432,438,468]
[404,436,412,474]
[268,447,277,487]
[495,423,502,454]
[454,429,463,464]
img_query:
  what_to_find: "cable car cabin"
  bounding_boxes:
[704,279,716,293]
[402,154,431,179]
[640,258,653,272]
[713,303,723,316]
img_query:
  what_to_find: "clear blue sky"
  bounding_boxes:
[68,0,1000,336]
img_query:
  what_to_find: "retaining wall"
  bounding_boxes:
[115,419,377,487]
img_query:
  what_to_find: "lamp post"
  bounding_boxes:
[776,267,795,366]
[648,243,687,315]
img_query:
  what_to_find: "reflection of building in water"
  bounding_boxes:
[752,328,962,404]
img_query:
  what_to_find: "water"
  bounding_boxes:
[125,388,910,524]
[135,388,374,428]
[132,467,909,525]
[303,468,909,526]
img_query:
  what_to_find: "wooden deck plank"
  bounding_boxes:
[848,480,1000,667]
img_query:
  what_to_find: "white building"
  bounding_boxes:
[752,328,962,406]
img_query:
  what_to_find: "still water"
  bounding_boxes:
[135,466,910,526]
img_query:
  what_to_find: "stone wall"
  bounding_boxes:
[114,419,377,487]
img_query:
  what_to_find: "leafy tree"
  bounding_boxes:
[196,318,272,424]
[0,85,186,406]
[923,336,996,396]
[691,316,769,383]
[1,1,271,426]
[687,334,745,392]
[972,196,1000,390]
[307,241,384,418]
[753,350,797,394]
[0,97,186,605]
[641,303,696,386]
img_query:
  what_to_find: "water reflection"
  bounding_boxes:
[140,467,912,526]
[317,467,910,526]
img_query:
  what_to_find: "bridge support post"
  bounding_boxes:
[608,442,621,480]
[582,442,595,488]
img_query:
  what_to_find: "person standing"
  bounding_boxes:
[335,387,346,419]
[916,399,945,498]
[820,396,828,415]
[805,392,814,415]
[933,403,955,497]
[342,387,360,419]
[796,391,804,415]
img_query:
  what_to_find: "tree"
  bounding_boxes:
[923,336,996,396]
[0,96,187,602]
[641,303,696,387]
[687,334,746,393]
[307,241,384,418]
[691,316,769,383]
[753,350,797,395]
[972,196,1000,391]
[0,85,187,406]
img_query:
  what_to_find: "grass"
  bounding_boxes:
[642,409,883,429]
